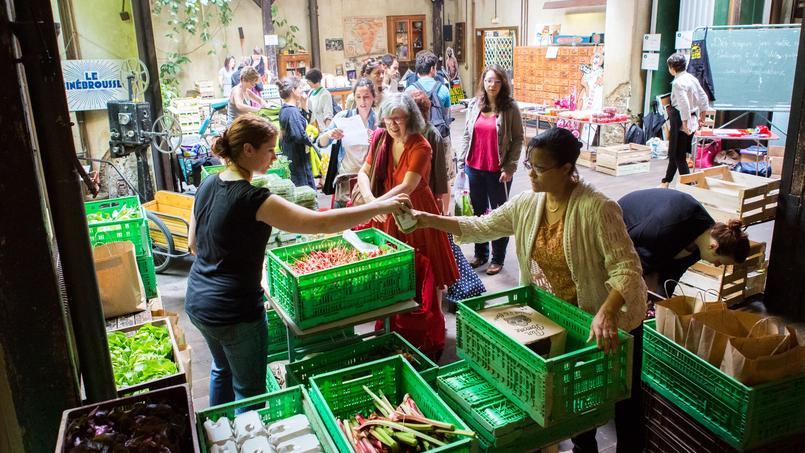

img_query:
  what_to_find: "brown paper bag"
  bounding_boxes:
[684,310,768,366]
[178,344,192,391]
[721,327,805,385]
[655,294,725,345]
[93,242,146,319]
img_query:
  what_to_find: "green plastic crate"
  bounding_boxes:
[136,253,158,299]
[201,164,290,183]
[309,356,474,453]
[266,308,356,356]
[641,319,805,450]
[456,285,633,427]
[199,164,225,182]
[266,228,415,329]
[437,360,614,451]
[286,332,439,388]
[196,386,337,452]
[85,196,150,257]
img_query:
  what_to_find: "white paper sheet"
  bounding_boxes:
[333,114,368,148]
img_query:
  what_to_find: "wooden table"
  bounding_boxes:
[264,292,419,363]
[520,111,629,150]
[693,129,779,174]
[328,87,352,110]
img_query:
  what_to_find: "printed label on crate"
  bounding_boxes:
[479,304,567,357]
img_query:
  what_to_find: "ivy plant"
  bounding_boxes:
[271,3,305,53]
[152,0,233,107]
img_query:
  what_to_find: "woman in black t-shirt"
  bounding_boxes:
[186,114,411,409]
[618,188,751,297]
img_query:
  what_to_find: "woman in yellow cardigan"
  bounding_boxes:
[412,127,647,453]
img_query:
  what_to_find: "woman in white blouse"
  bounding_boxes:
[412,127,647,453]
[661,52,710,188]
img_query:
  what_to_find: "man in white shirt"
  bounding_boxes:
[661,52,710,188]
[304,69,334,130]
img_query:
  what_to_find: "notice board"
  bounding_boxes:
[693,25,800,111]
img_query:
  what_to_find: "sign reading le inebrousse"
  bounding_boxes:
[63,59,127,112]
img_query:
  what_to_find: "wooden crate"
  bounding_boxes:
[596,143,651,165]
[195,80,214,98]
[596,161,651,176]
[578,150,596,169]
[677,166,780,226]
[675,241,767,306]
[109,318,187,396]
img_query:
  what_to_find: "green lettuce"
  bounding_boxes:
[108,323,178,388]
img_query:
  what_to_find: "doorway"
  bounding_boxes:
[474,27,518,84]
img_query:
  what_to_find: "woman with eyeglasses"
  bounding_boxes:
[412,127,647,453]
[458,65,524,275]
[356,93,458,360]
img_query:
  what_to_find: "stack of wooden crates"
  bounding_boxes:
[594,143,651,176]
[513,46,597,105]
[673,165,780,304]
[676,240,768,306]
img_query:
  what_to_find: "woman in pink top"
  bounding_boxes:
[459,65,524,275]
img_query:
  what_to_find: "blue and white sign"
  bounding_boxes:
[63,59,127,111]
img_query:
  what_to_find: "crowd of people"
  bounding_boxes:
[194,48,751,449]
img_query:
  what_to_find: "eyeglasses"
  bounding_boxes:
[385,116,408,125]
[484,79,502,86]
[523,160,558,174]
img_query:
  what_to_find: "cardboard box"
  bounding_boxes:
[479,304,567,358]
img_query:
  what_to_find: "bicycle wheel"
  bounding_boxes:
[146,211,174,273]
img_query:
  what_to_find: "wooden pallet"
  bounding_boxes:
[595,161,651,176]
[677,165,780,226]
[675,241,767,306]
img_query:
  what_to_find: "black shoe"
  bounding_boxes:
[486,263,503,275]
[469,257,488,269]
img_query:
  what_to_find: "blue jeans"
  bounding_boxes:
[465,166,512,265]
[189,313,268,412]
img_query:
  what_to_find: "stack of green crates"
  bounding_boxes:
[456,285,633,427]
[265,308,355,359]
[285,332,439,388]
[437,361,613,452]
[642,318,805,450]
[85,196,157,299]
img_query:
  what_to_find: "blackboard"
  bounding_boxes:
[693,25,800,111]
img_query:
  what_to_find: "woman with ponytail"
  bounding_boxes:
[186,114,411,410]
[618,188,750,297]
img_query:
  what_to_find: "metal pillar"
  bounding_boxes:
[765,21,805,321]
[132,0,173,195]
[11,0,117,402]
[1,1,82,450]
[309,0,321,68]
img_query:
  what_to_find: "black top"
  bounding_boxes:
[618,189,715,278]
[186,175,272,326]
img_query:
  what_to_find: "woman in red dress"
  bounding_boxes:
[357,92,458,359]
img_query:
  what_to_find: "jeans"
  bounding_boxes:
[571,325,645,453]
[465,165,512,265]
[662,106,693,184]
[189,313,268,412]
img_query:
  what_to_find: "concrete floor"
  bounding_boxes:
[156,112,776,452]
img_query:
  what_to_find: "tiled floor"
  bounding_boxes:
[157,111,776,452]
